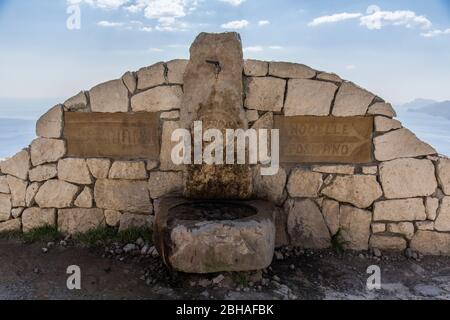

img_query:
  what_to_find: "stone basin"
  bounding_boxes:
[153,196,276,274]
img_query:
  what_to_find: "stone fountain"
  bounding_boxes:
[153,32,276,273]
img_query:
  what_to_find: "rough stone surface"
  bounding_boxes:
[379,158,437,199]
[411,231,450,256]
[137,62,166,90]
[387,222,415,239]
[58,158,93,184]
[0,219,21,233]
[435,197,450,232]
[148,171,183,199]
[25,182,41,207]
[36,105,63,138]
[166,59,188,84]
[90,79,129,113]
[161,111,180,120]
[146,160,159,171]
[371,223,386,234]
[416,221,435,231]
[244,59,268,76]
[367,102,397,118]
[109,161,147,180]
[105,210,121,227]
[35,180,79,208]
[29,164,57,182]
[284,79,337,116]
[30,138,66,166]
[437,158,450,195]
[339,205,372,251]
[119,213,153,232]
[86,159,111,179]
[251,112,273,130]
[245,77,286,112]
[159,121,182,171]
[0,150,30,180]
[11,208,24,218]
[313,165,354,175]
[374,116,402,132]
[321,175,382,209]
[374,129,436,161]
[94,180,152,213]
[332,82,375,116]
[121,71,136,93]
[74,187,93,208]
[322,199,340,236]
[370,235,407,251]
[287,169,323,197]
[362,166,378,175]
[252,166,286,204]
[285,199,331,249]
[131,86,183,112]
[425,197,439,220]
[58,208,105,235]
[22,208,56,233]
[0,194,11,221]
[269,62,316,79]
[0,176,10,194]
[373,198,426,222]
[246,109,259,122]
[317,72,342,83]
[7,176,27,207]
[64,91,88,112]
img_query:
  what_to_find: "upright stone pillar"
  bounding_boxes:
[181,32,252,199]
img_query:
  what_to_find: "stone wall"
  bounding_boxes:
[1,58,449,256]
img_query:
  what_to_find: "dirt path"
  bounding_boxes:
[1,239,450,300]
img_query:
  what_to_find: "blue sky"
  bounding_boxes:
[1,0,450,105]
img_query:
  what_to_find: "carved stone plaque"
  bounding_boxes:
[274,116,374,164]
[64,112,160,160]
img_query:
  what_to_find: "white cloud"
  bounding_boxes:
[269,46,283,50]
[308,6,432,32]
[97,20,124,27]
[68,0,129,10]
[219,0,246,6]
[421,28,450,38]
[140,26,153,32]
[308,12,362,27]
[221,19,249,29]
[258,20,270,26]
[149,47,164,52]
[243,46,263,52]
[345,65,356,70]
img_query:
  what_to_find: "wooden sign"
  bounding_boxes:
[274,116,374,164]
[64,112,160,160]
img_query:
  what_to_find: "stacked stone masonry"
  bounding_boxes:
[0,58,449,257]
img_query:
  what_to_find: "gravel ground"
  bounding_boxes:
[1,238,450,300]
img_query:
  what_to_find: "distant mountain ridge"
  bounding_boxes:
[399,98,450,120]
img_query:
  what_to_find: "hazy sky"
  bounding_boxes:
[1,0,450,105]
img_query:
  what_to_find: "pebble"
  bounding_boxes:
[212,274,225,285]
[273,275,281,282]
[274,251,284,260]
[47,242,55,248]
[59,240,67,247]
[373,248,382,257]
[289,264,295,271]
[41,248,48,254]
[123,244,137,253]
[136,238,145,247]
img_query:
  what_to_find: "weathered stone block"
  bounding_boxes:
[244,59,268,76]
[369,235,407,251]
[317,72,342,83]
[339,205,372,251]
[379,158,437,199]
[119,213,153,232]
[58,158,93,184]
[109,161,147,180]
[25,182,41,207]
[0,219,21,233]
[374,129,436,161]
[268,62,316,79]
[94,180,152,213]
[387,222,415,239]
[105,210,121,227]
[64,91,88,112]
[35,180,79,208]
[131,86,183,112]
[435,197,450,232]
[321,175,382,209]
[252,166,286,204]
[74,187,93,208]
[166,59,188,84]
[29,164,57,182]
[367,102,396,118]
[22,208,56,233]
[425,197,439,220]
[30,138,66,166]
[0,149,30,180]
[322,199,340,236]
[0,194,11,221]
[285,198,330,249]
[7,175,27,207]
[287,169,323,197]
[58,208,105,235]
[437,158,450,195]
[90,79,129,113]
[137,62,166,90]
[86,159,111,179]
[121,71,136,93]
[374,116,402,132]
[284,79,337,116]
[0,176,10,194]
[371,223,386,234]
[244,77,285,112]
[411,231,450,256]
[332,82,375,116]
[36,105,63,138]
[373,198,426,221]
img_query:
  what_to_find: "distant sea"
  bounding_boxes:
[0,100,449,159]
